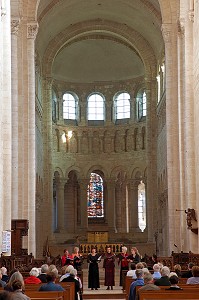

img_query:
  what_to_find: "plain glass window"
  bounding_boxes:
[87,93,104,120]
[115,92,130,120]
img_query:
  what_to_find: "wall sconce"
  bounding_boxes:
[61,131,73,143]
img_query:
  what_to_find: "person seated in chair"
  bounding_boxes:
[39,272,65,291]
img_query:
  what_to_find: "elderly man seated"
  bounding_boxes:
[129,269,144,300]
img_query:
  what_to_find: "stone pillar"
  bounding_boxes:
[145,79,157,242]
[106,179,116,234]
[177,18,188,251]
[42,77,54,246]
[57,179,65,232]
[162,23,181,254]
[11,18,20,219]
[78,179,88,233]
[2,0,12,240]
[79,100,87,126]
[105,100,112,125]
[129,98,135,123]
[128,179,140,232]
[58,92,63,123]
[184,8,197,252]
[27,22,38,255]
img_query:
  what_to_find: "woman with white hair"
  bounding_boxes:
[24,268,41,284]
[117,246,129,287]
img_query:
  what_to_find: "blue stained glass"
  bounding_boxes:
[87,173,104,218]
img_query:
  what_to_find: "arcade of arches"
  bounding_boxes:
[0,0,199,259]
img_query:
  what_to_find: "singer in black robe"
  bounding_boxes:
[87,248,101,290]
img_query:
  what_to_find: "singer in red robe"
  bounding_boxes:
[103,247,115,290]
[117,246,129,286]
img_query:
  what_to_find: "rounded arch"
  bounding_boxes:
[53,167,64,178]
[65,166,82,180]
[85,165,109,179]
[42,19,156,80]
[110,166,128,179]
[131,167,144,179]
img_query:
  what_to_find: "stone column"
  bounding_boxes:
[105,100,112,125]
[57,179,65,232]
[129,98,135,123]
[185,9,196,251]
[78,179,89,233]
[162,23,181,254]
[11,18,20,219]
[177,18,188,251]
[128,179,140,232]
[106,179,116,234]
[2,0,12,240]
[27,22,38,255]
[79,100,87,126]
[58,92,63,123]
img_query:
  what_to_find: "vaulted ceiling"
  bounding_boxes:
[36,0,163,83]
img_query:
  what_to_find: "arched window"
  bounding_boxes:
[137,91,146,120]
[115,92,130,120]
[87,93,104,120]
[63,92,77,120]
[138,180,146,231]
[87,173,104,218]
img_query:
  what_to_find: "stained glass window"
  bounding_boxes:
[87,173,104,218]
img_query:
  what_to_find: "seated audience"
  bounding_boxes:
[60,265,75,282]
[1,267,9,283]
[187,265,199,284]
[0,291,13,300]
[12,280,30,300]
[24,268,41,284]
[129,269,144,300]
[173,264,182,277]
[136,272,160,300]
[0,269,6,287]
[39,272,65,291]
[166,275,182,290]
[37,264,49,283]
[154,266,171,286]
[182,262,195,278]
[136,263,144,270]
[4,271,24,292]
[153,264,161,279]
[62,268,80,300]
[127,263,136,278]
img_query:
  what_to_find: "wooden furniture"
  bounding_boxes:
[11,219,29,255]
[139,290,199,300]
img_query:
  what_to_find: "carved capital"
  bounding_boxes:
[11,18,20,35]
[189,9,194,22]
[177,18,185,36]
[27,22,39,39]
[161,24,171,43]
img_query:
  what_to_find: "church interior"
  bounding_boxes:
[1,0,199,262]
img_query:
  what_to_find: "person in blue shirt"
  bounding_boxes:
[39,272,65,291]
[129,269,144,300]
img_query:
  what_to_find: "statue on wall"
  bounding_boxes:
[92,131,100,154]
[125,129,133,152]
[185,208,197,229]
[69,132,78,153]
[81,131,89,154]
[114,131,124,153]
[104,131,113,153]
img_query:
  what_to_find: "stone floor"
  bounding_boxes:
[82,261,126,300]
